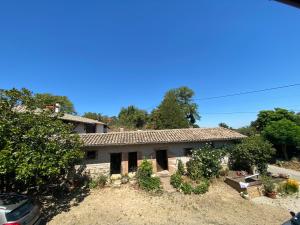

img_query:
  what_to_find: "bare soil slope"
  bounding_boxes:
[47,181,290,225]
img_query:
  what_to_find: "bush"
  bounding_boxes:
[137,159,153,179]
[177,159,185,175]
[187,144,225,180]
[181,182,193,195]
[186,159,203,181]
[89,174,107,189]
[170,172,183,189]
[137,159,161,192]
[139,176,161,192]
[261,176,275,193]
[193,179,210,195]
[230,136,275,174]
[279,179,299,195]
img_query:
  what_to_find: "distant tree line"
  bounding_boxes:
[83,86,200,131]
[220,108,300,160]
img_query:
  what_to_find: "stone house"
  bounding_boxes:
[80,128,246,176]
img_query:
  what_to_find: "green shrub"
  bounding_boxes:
[186,159,203,181]
[261,176,275,193]
[137,159,161,192]
[139,176,161,192]
[193,179,210,195]
[187,144,225,180]
[181,182,193,195]
[89,174,107,189]
[88,179,98,189]
[170,172,183,189]
[177,159,185,175]
[137,159,153,179]
[230,136,275,174]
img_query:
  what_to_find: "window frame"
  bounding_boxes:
[86,150,97,160]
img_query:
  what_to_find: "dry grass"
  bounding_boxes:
[47,180,290,225]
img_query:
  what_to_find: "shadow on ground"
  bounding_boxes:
[38,185,90,224]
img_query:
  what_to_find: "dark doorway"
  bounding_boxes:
[110,153,122,174]
[156,150,168,171]
[128,152,138,172]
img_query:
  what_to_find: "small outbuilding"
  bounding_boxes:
[80,127,246,176]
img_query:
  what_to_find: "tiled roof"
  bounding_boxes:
[80,128,246,147]
[60,114,104,125]
[13,105,104,125]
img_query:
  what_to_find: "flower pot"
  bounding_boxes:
[266,191,277,199]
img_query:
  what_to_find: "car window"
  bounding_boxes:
[5,200,33,221]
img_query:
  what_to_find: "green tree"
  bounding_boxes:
[118,105,148,129]
[262,119,300,160]
[83,112,118,127]
[230,136,275,173]
[83,112,104,121]
[219,122,233,129]
[149,92,189,129]
[169,86,200,125]
[35,93,76,114]
[0,88,83,192]
[251,108,300,132]
[235,126,257,136]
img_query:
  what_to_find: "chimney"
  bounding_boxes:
[55,103,61,113]
[120,128,124,132]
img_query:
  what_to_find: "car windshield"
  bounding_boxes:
[5,200,33,222]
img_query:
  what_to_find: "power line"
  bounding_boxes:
[201,108,300,116]
[144,83,300,111]
[192,83,300,101]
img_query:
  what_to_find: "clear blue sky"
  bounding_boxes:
[1,0,300,128]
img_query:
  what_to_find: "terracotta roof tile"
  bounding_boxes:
[80,128,246,146]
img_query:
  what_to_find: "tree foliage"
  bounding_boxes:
[230,136,275,173]
[169,86,200,125]
[82,112,104,121]
[218,122,233,129]
[118,105,148,129]
[251,108,300,132]
[235,125,257,136]
[83,112,118,127]
[262,119,300,160]
[0,88,83,192]
[149,92,189,129]
[35,93,76,114]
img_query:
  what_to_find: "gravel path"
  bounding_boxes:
[47,181,289,225]
[252,195,300,212]
[268,165,300,181]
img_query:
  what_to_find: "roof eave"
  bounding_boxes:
[82,136,245,147]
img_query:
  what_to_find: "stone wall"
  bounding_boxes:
[82,140,234,176]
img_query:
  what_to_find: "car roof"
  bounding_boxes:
[0,194,28,212]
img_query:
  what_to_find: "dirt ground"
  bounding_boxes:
[252,194,300,213]
[277,160,300,172]
[47,180,291,225]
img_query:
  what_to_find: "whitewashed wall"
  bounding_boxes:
[96,124,104,133]
[74,123,86,133]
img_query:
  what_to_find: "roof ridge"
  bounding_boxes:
[79,127,226,136]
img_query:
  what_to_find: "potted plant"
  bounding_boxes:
[262,176,276,199]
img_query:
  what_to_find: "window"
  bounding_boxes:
[184,148,193,157]
[6,200,33,222]
[85,124,96,133]
[86,150,97,160]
